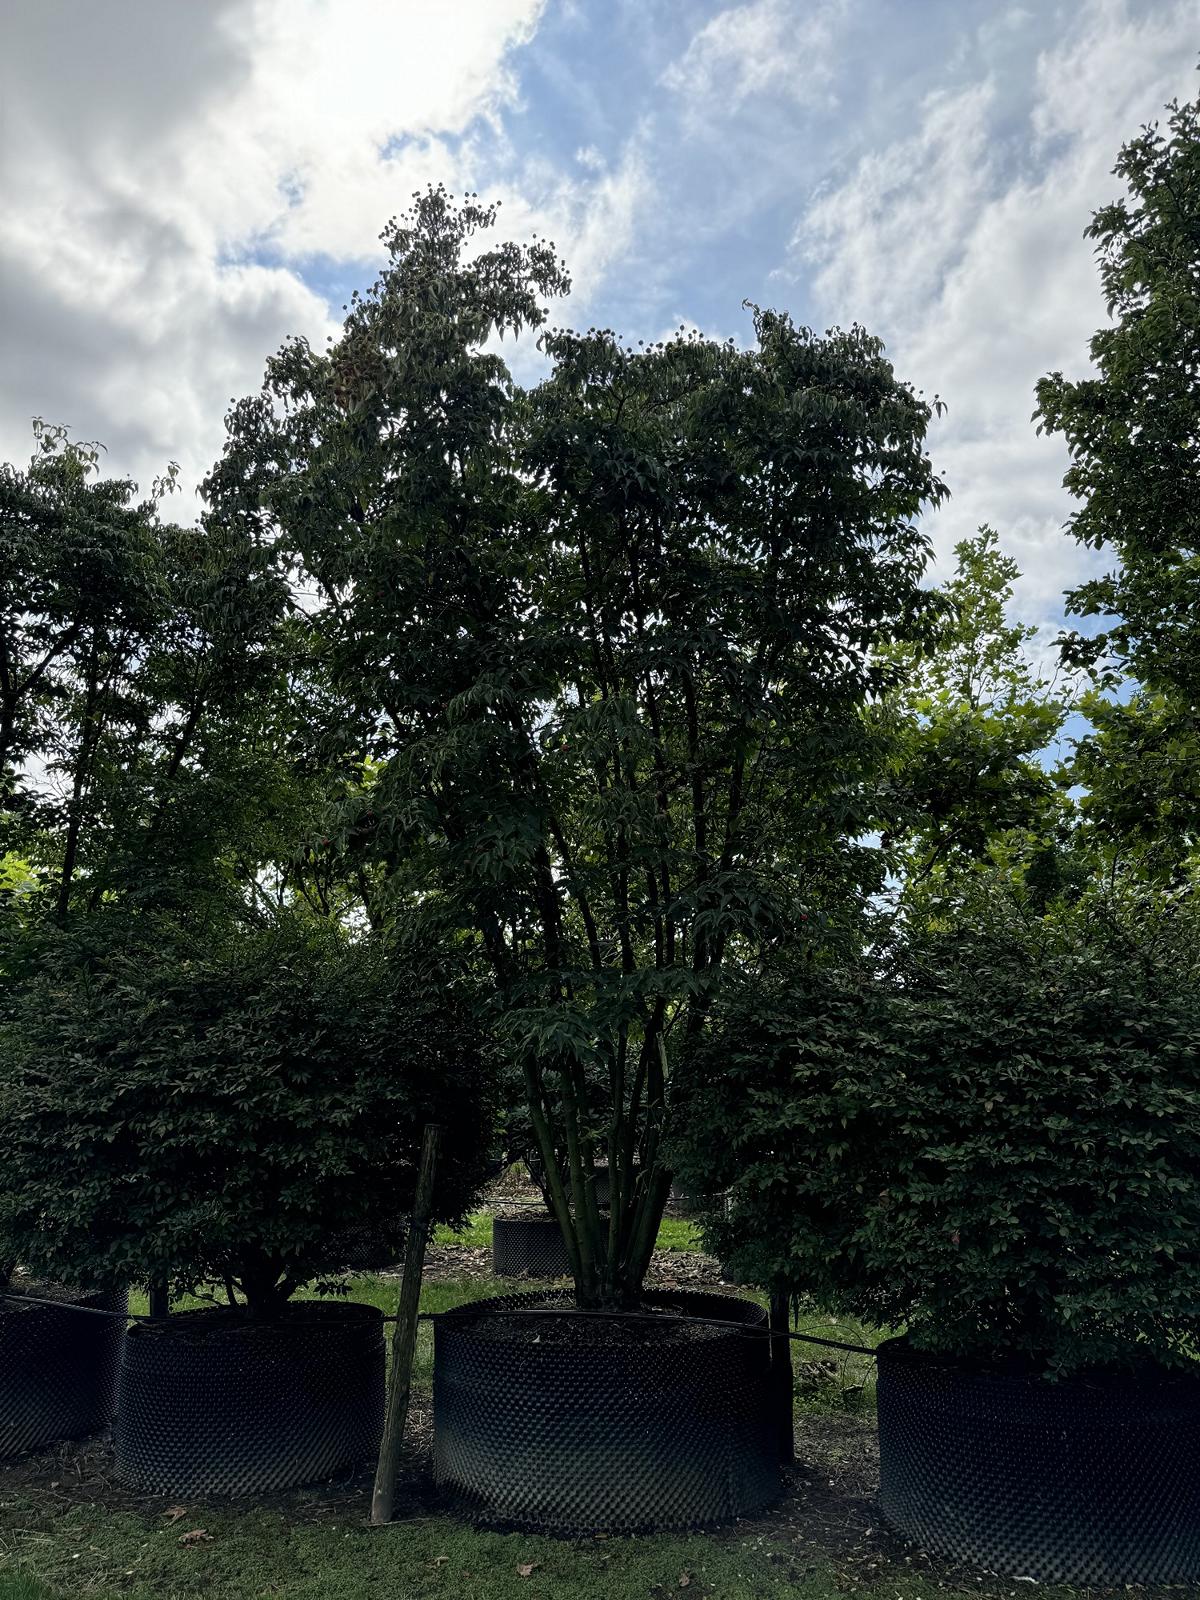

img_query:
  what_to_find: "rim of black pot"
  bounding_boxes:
[876,1332,1200,1393]
[437,1285,768,1332]
[0,1280,118,1313]
[125,1300,384,1338]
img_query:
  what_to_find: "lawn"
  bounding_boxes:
[0,1271,1127,1600]
[0,1517,1039,1600]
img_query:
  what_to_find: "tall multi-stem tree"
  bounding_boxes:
[1036,88,1200,881]
[208,189,948,1308]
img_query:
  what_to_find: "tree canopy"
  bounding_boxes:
[880,526,1074,906]
[207,188,949,1307]
[1037,89,1200,879]
[0,421,290,926]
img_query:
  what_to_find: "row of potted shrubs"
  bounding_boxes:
[3,881,1200,1580]
[0,1281,390,1496]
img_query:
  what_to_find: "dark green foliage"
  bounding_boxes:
[1037,89,1200,873]
[0,421,290,922]
[681,884,1200,1375]
[0,913,493,1312]
[207,188,948,1307]
[1071,688,1200,883]
[1036,91,1200,697]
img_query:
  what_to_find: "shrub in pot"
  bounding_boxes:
[0,910,495,1493]
[682,883,1200,1583]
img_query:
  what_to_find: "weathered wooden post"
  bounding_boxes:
[371,1123,441,1525]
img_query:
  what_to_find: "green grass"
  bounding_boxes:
[0,1487,1103,1600]
[0,1578,51,1600]
[0,1505,1011,1600]
[433,1212,493,1249]
[654,1215,702,1251]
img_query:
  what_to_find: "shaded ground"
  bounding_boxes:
[4,1402,1192,1600]
[1,1241,1192,1599]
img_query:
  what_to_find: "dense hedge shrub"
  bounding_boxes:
[680,887,1200,1375]
[0,912,494,1312]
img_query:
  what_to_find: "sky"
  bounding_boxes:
[1,0,1196,646]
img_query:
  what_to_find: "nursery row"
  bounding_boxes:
[2,80,1199,1595]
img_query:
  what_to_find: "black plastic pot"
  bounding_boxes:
[324,1218,407,1272]
[434,1287,779,1534]
[591,1165,641,1209]
[0,1283,126,1459]
[115,1302,384,1495]
[876,1337,1200,1584]
[492,1214,572,1278]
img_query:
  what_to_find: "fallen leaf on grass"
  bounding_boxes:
[678,1573,693,1588]
[516,1561,539,1577]
[431,1555,449,1567]
[178,1529,212,1546]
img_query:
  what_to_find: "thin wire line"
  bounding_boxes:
[1,1290,882,1356]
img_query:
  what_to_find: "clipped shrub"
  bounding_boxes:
[680,886,1200,1375]
[0,910,495,1313]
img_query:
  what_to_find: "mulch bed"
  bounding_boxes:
[421,1240,737,1289]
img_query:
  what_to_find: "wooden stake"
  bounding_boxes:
[371,1123,441,1525]
[769,1285,794,1464]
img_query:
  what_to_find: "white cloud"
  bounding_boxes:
[4,0,1193,640]
[800,82,997,338]
[0,0,646,503]
[662,0,850,111]
[790,0,1197,631]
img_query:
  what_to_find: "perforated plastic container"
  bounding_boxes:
[115,1302,384,1495]
[592,1166,641,1209]
[324,1218,407,1272]
[434,1287,779,1534]
[492,1214,572,1277]
[0,1283,126,1458]
[877,1337,1200,1584]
